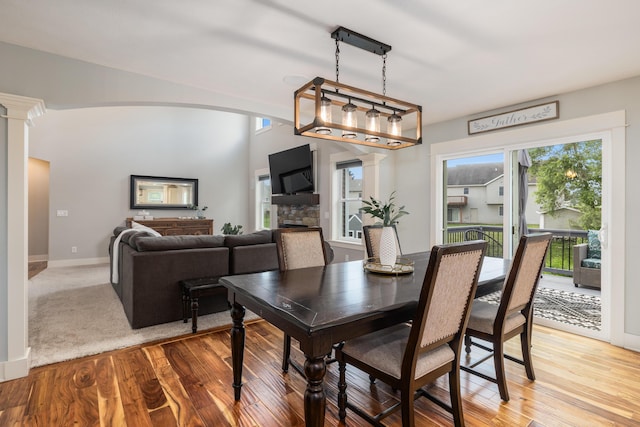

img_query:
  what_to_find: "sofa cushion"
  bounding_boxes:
[581,257,601,269]
[224,230,273,248]
[134,235,226,251]
[587,230,601,259]
[120,230,155,246]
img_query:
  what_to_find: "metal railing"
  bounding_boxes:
[447,226,589,276]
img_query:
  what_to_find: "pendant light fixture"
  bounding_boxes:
[294,26,422,150]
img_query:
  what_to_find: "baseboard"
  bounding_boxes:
[0,347,30,382]
[28,254,48,262]
[623,332,640,353]
[48,257,110,268]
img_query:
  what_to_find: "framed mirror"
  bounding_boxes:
[130,175,198,209]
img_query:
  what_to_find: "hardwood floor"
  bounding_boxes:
[28,261,47,279]
[1,320,639,426]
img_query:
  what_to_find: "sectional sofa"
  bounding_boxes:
[109,228,333,329]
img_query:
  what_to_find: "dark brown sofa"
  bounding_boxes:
[109,228,333,329]
[109,228,277,328]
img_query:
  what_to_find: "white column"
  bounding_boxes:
[0,92,45,381]
[358,153,386,226]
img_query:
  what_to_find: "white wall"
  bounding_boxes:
[29,106,250,262]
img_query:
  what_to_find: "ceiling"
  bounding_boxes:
[2,0,640,125]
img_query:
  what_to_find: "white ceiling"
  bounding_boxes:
[2,0,640,124]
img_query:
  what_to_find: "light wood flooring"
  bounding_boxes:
[1,320,638,426]
[28,261,47,280]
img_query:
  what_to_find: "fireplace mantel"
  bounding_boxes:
[272,193,319,206]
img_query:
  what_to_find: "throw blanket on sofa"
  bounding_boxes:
[110,228,138,285]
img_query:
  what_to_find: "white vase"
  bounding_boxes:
[379,226,397,267]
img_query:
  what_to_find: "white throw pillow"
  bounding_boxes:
[131,221,162,237]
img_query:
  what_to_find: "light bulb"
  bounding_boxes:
[365,108,380,142]
[387,112,402,146]
[342,102,357,138]
[316,96,332,134]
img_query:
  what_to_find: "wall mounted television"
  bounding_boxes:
[268,144,314,195]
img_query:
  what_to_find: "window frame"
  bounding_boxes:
[255,117,272,134]
[255,168,272,230]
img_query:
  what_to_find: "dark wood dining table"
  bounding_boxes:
[219,252,509,427]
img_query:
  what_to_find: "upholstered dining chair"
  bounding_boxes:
[462,232,552,402]
[274,227,330,374]
[362,224,402,259]
[336,240,487,427]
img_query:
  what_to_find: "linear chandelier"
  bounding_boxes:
[294,27,422,150]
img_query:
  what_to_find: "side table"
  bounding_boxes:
[180,277,227,333]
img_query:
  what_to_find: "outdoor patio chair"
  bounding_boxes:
[462,232,552,402]
[573,230,602,289]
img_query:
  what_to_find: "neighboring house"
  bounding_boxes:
[539,206,584,230]
[446,163,541,225]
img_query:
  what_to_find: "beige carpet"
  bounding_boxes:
[29,264,256,367]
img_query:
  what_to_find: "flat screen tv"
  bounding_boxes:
[268,144,314,195]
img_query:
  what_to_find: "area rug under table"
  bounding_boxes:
[477,287,601,331]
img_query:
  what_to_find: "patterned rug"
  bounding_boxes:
[477,287,601,331]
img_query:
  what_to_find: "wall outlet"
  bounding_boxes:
[57,210,68,217]
[71,246,77,253]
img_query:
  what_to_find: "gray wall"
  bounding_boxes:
[29,106,250,262]
[399,77,640,337]
[28,158,49,258]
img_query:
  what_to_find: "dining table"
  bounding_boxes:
[219,252,509,427]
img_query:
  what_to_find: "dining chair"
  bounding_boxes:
[336,240,487,427]
[461,232,552,402]
[274,227,330,374]
[362,224,402,259]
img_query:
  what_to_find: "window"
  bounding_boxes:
[499,186,504,196]
[499,205,504,216]
[336,160,363,242]
[256,174,271,229]
[255,117,272,134]
[463,187,469,195]
[448,208,461,222]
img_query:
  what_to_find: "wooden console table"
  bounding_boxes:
[126,217,213,236]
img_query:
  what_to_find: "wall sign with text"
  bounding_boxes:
[468,101,559,135]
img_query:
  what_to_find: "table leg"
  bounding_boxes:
[303,355,327,427]
[191,297,199,333]
[230,302,245,401]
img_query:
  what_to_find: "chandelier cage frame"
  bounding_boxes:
[293,26,422,150]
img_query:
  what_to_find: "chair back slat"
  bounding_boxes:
[404,240,486,370]
[500,233,553,316]
[275,228,327,271]
[508,239,551,310]
[420,248,485,348]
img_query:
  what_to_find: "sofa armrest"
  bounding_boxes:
[574,243,588,263]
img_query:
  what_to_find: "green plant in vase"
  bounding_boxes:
[189,204,208,219]
[360,191,408,267]
[360,191,408,226]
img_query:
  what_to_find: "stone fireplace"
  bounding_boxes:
[272,193,320,227]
